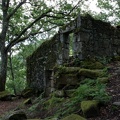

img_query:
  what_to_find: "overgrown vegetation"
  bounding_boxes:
[26,77,111,119]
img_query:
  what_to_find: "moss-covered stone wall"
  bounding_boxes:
[27,14,120,92]
[59,14,120,59]
[79,15,120,58]
[26,34,60,91]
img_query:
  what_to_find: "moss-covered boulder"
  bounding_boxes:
[81,100,100,118]
[54,66,106,89]
[65,89,76,97]
[54,66,80,75]
[0,91,12,101]
[54,66,81,89]
[81,60,104,69]
[21,88,34,98]
[97,77,109,83]
[23,98,32,105]
[54,90,65,98]
[44,96,64,107]
[2,110,27,120]
[112,56,120,61]
[61,114,86,120]
[55,73,79,89]
[78,69,103,79]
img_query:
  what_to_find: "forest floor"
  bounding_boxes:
[0,99,24,116]
[0,61,120,120]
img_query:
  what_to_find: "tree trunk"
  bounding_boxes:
[9,51,17,95]
[0,47,8,91]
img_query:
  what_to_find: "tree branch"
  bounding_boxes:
[7,0,26,20]
[6,25,56,52]
[52,0,82,16]
[67,0,82,16]
[6,9,52,52]
[45,0,82,20]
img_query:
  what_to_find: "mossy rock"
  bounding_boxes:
[112,56,120,61]
[97,77,109,84]
[23,98,32,105]
[81,100,100,118]
[54,90,65,98]
[21,88,34,98]
[54,66,106,88]
[61,114,86,120]
[54,66,80,88]
[65,89,76,97]
[44,96,64,107]
[55,73,79,89]
[2,110,27,120]
[81,60,104,69]
[0,91,11,101]
[78,69,103,79]
[54,66,80,76]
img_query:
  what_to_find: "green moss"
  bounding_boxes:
[54,90,65,98]
[22,88,34,98]
[81,60,104,69]
[23,98,32,105]
[78,69,103,79]
[29,34,59,69]
[97,77,109,84]
[112,56,120,61]
[44,96,64,108]
[0,91,10,99]
[81,100,99,117]
[61,114,86,120]
[65,89,76,97]
[55,73,79,89]
[54,66,80,79]
[54,66,80,74]
[54,66,107,88]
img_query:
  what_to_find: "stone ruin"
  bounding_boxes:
[26,14,120,95]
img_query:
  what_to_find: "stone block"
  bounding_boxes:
[81,100,100,118]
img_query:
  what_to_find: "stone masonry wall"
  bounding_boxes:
[26,34,61,91]
[27,14,120,93]
[59,14,120,61]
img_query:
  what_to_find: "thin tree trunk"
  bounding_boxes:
[9,51,17,95]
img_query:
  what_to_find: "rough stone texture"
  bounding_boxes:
[81,100,100,118]
[27,14,120,94]
[27,34,61,92]
[59,14,120,60]
[113,101,120,106]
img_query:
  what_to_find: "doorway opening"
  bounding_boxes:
[69,33,74,56]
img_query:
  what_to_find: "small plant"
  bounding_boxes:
[74,79,111,103]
